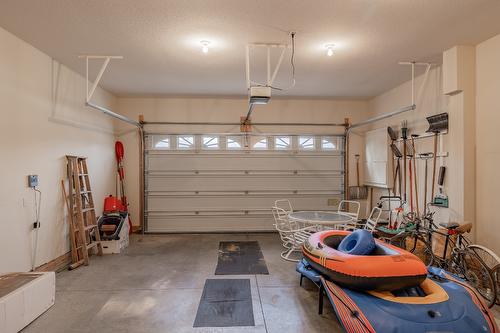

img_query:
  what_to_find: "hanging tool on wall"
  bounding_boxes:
[433,166,449,207]
[390,143,403,198]
[387,127,398,197]
[426,113,449,203]
[406,138,415,214]
[418,152,434,215]
[115,141,133,234]
[349,154,368,200]
[410,134,420,217]
[401,120,408,204]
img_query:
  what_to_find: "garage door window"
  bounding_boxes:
[298,136,315,150]
[321,136,337,150]
[152,135,170,149]
[227,136,243,149]
[202,136,220,149]
[274,136,291,150]
[252,136,268,150]
[177,135,195,149]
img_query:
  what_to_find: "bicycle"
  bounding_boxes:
[493,264,500,306]
[388,212,497,308]
[468,244,500,306]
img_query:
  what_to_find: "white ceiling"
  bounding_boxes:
[1,0,500,98]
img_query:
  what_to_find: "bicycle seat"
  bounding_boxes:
[439,221,460,229]
[456,223,472,234]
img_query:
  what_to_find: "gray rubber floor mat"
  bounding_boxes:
[215,241,269,275]
[193,279,255,327]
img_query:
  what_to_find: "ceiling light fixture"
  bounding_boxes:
[200,40,210,54]
[325,44,335,57]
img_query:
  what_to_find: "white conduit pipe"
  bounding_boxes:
[416,64,432,105]
[31,188,42,271]
[412,62,415,105]
[267,46,271,85]
[86,101,141,128]
[348,104,416,130]
[245,45,251,89]
[270,47,287,86]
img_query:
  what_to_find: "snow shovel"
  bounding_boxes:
[426,113,448,203]
[390,143,403,197]
[349,154,368,200]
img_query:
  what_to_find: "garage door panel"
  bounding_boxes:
[147,215,274,232]
[147,175,342,192]
[147,194,342,212]
[147,154,343,171]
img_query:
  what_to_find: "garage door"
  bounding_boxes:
[144,133,345,232]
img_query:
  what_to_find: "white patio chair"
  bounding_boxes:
[337,200,361,230]
[272,206,293,249]
[274,199,293,214]
[364,207,382,233]
[272,206,316,262]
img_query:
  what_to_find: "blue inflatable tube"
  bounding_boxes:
[337,229,376,255]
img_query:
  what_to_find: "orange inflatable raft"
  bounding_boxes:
[302,230,427,291]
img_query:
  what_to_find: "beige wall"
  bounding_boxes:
[116,97,371,226]
[476,33,500,255]
[0,26,117,273]
[2,19,498,272]
[366,36,500,255]
[366,66,462,224]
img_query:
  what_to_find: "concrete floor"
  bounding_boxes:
[22,233,342,333]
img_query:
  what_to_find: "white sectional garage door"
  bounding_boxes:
[144,133,345,232]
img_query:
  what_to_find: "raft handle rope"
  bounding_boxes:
[324,281,372,332]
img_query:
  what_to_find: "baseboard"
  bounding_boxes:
[35,252,71,273]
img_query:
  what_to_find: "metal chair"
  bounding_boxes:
[272,206,316,262]
[272,206,293,249]
[337,200,361,230]
[364,207,382,233]
[272,199,295,249]
[274,199,293,214]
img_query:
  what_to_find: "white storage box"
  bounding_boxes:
[101,215,130,254]
[0,272,55,333]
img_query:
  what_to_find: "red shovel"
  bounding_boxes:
[115,141,133,234]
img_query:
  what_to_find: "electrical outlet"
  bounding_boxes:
[28,175,38,187]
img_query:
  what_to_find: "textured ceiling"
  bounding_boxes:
[1,0,500,98]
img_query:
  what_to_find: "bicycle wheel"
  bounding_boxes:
[493,264,500,305]
[406,235,434,266]
[468,244,500,270]
[457,250,496,308]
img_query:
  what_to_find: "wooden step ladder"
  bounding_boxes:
[64,156,103,267]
